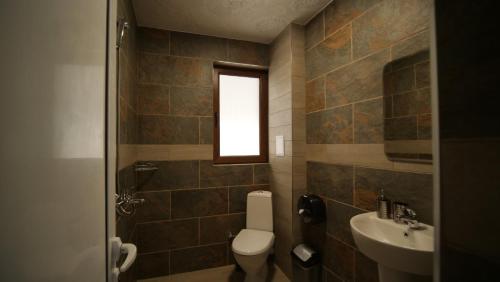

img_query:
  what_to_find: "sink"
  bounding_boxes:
[350,212,433,282]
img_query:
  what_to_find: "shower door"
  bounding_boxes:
[0,0,108,281]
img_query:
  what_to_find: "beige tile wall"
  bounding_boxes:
[269,26,293,278]
[268,23,307,278]
[290,25,307,247]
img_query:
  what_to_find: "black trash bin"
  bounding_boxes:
[291,244,321,282]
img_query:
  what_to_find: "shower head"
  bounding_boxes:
[116,19,129,49]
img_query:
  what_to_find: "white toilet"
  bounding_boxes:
[232,191,274,282]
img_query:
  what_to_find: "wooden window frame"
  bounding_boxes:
[213,65,268,164]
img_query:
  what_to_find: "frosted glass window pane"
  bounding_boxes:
[219,75,260,156]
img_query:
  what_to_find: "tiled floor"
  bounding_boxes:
[138,264,290,282]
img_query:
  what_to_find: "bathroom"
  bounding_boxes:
[1,0,499,282]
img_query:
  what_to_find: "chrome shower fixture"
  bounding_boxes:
[116,19,129,49]
[115,189,144,217]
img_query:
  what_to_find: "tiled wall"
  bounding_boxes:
[304,162,432,281]
[116,0,138,281]
[303,0,433,281]
[130,27,270,279]
[136,27,268,146]
[289,24,308,267]
[116,1,435,281]
[134,161,269,279]
[118,0,138,147]
[268,24,306,278]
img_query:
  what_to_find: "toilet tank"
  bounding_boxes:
[246,191,273,232]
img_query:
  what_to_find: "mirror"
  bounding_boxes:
[383,50,432,163]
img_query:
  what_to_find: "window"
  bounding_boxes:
[213,65,268,164]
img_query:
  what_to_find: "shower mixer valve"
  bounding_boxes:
[115,189,145,217]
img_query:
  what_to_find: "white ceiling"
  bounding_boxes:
[132,0,332,44]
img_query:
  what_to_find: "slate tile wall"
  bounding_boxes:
[117,0,138,146]
[306,161,433,281]
[129,27,270,279]
[304,0,432,281]
[305,0,432,146]
[136,27,269,146]
[132,161,270,279]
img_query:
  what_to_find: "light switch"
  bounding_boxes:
[276,135,284,157]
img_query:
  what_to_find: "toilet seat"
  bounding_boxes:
[232,229,275,256]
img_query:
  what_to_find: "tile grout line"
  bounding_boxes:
[198,160,201,188]
[307,158,432,175]
[136,212,247,225]
[352,165,356,206]
[322,11,326,42]
[252,164,255,185]
[389,85,431,97]
[326,231,357,251]
[322,73,327,111]
[198,217,201,245]
[350,22,354,62]
[269,106,295,117]
[389,43,393,61]
[390,95,394,120]
[136,113,213,118]
[140,184,261,194]
[305,0,384,53]
[305,26,430,84]
[169,191,172,220]
[386,111,431,119]
[168,250,171,276]
[225,39,229,61]
[136,81,213,89]
[227,187,230,214]
[139,242,227,256]
[323,265,344,282]
[168,30,171,56]
[413,63,418,91]
[306,95,383,115]
[167,86,171,115]
[137,50,269,67]
[352,103,355,144]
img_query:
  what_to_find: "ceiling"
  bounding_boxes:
[132,0,332,44]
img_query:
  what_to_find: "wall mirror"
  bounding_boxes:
[383,50,432,163]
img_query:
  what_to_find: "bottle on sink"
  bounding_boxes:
[376,189,391,219]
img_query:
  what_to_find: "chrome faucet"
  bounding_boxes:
[392,202,422,230]
[400,208,421,230]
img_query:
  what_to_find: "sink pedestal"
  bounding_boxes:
[350,212,434,282]
[379,265,432,282]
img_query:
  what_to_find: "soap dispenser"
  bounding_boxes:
[376,189,390,219]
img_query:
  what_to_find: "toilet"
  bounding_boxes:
[232,191,274,282]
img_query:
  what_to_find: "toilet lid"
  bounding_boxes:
[232,229,275,256]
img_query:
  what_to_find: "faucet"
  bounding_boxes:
[399,208,421,230]
[392,202,422,230]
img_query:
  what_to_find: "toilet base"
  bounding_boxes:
[244,262,268,282]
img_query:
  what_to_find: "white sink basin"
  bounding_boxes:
[350,212,433,279]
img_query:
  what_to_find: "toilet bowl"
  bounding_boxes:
[232,191,274,282]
